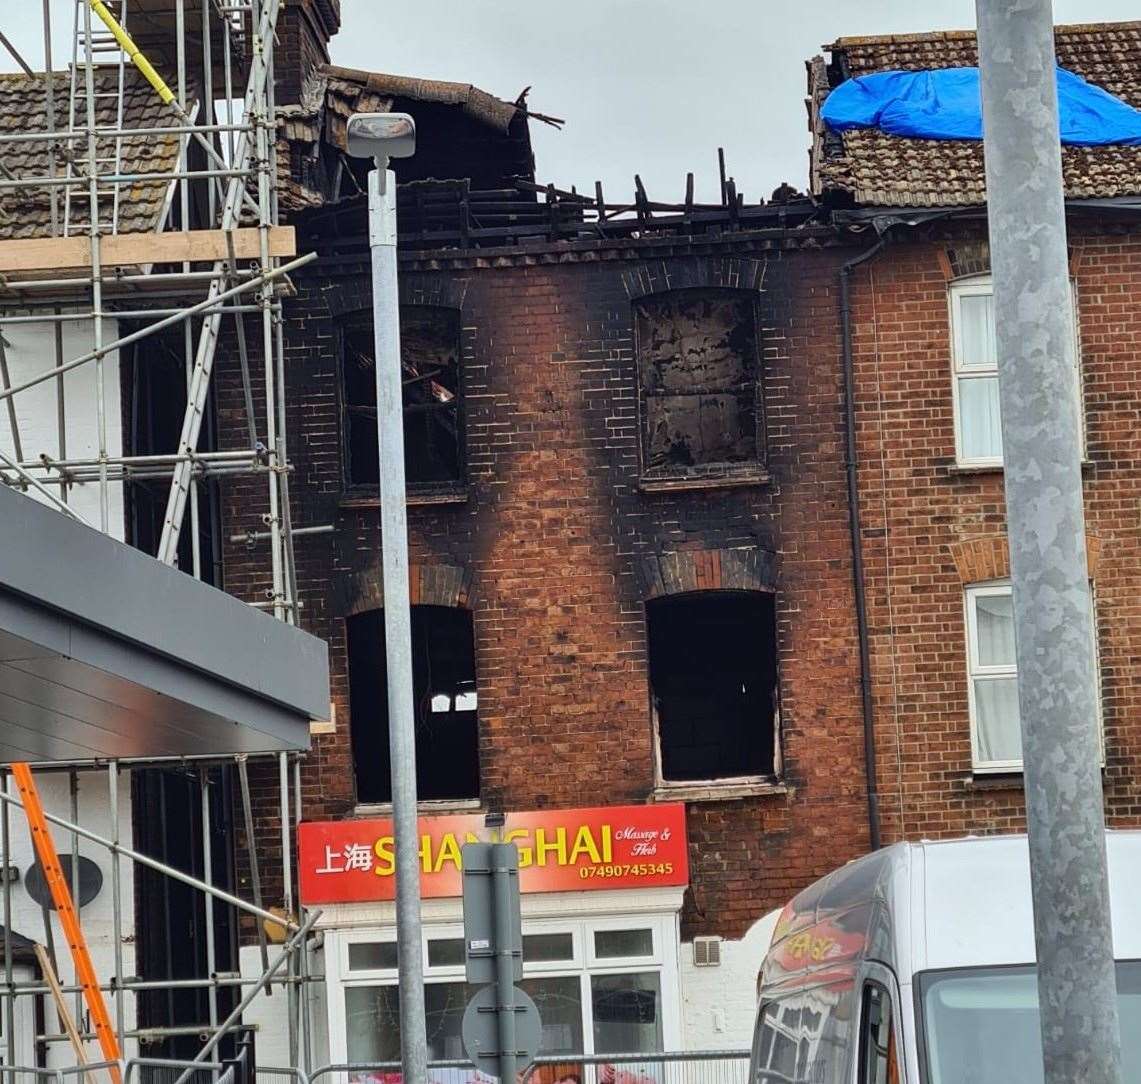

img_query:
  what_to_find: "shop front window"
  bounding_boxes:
[346,983,400,1063]
[336,917,676,1077]
[347,981,477,1064]
[592,972,663,1053]
[520,975,585,1061]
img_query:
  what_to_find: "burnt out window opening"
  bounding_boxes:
[634,289,762,478]
[342,305,464,489]
[348,604,480,804]
[647,591,778,782]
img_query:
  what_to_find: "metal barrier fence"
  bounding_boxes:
[255,1069,311,1084]
[0,1051,750,1084]
[125,1059,229,1084]
[0,1064,124,1084]
[308,1050,750,1084]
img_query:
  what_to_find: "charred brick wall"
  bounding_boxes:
[217,236,870,940]
[848,228,1141,843]
[273,0,341,105]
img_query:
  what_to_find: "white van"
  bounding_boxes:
[749,833,1141,1083]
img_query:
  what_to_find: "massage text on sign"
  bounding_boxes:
[297,803,688,904]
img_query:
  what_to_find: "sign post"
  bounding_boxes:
[461,842,541,1082]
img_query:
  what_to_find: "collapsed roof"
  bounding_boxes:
[808,20,1141,208]
[277,64,535,212]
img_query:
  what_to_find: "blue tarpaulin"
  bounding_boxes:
[821,66,1141,146]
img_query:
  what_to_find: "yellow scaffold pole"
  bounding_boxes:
[87,0,181,112]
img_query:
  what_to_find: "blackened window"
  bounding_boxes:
[348,604,480,804]
[634,290,762,478]
[647,591,778,782]
[342,305,464,489]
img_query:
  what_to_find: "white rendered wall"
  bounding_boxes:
[0,770,137,1066]
[0,317,123,538]
[240,941,330,1069]
[680,910,780,1050]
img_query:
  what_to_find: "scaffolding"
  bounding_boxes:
[0,1,317,1076]
[0,754,317,1074]
[0,0,307,613]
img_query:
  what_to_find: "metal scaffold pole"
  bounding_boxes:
[976,1,1123,1081]
[155,0,285,569]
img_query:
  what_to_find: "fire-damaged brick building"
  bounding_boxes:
[806,23,1141,840]
[209,0,878,1063]
[204,2,1141,1069]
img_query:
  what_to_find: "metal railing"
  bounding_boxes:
[124,1059,227,1084]
[254,1069,310,1084]
[0,1050,750,1084]
[0,1063,124,1084]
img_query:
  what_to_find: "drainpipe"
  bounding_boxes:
[839,237,887,851]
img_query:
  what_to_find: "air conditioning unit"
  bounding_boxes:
[693,935,722,967]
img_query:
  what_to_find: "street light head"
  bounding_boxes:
[346,112,416,162]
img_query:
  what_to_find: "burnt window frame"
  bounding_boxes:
[337,303,467,496]
[346,603,482,808]
[645,589,783,792]
[632,287,767,487]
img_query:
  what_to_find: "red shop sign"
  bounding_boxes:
[298,803,688,904]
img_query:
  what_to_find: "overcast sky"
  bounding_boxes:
[2,1,1138,204]
[332,0,1138,203]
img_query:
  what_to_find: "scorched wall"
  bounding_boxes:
[217,232,871,944]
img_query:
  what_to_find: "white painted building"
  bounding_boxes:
[0,770,136,1069]
[0,316,123,537]
[0,314,133,1069]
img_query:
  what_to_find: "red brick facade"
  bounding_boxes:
[216,200,1141,947]
[217,234,874,940]
[847,226,1141,842]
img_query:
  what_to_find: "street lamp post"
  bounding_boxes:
[345,112,427,1084]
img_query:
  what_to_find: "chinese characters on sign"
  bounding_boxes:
[314,843,375,875]
[297,804,688,904]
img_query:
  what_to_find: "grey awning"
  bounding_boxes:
[0,485,328,763]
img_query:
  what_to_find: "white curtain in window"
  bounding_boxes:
[958,376,1003,461]
[958,293,997,369]
[975,593,1015,666]
[974,676,1022,763]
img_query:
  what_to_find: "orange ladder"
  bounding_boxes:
[11,763,122,1083]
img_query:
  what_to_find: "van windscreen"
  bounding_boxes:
[920,963,1141,1082]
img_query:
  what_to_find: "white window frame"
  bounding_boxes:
[965,580,1103,773]
[327,913,681,1065]
[949,275,1084,468]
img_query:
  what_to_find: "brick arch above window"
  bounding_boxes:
[637,546,778,600]
[621,256,767,300]
[399,274,469,312]
[947,533,1103,584]
[940,241,991,282]
[939,240,1079,283]
[334,561,474,617]
[322,273,468,319]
